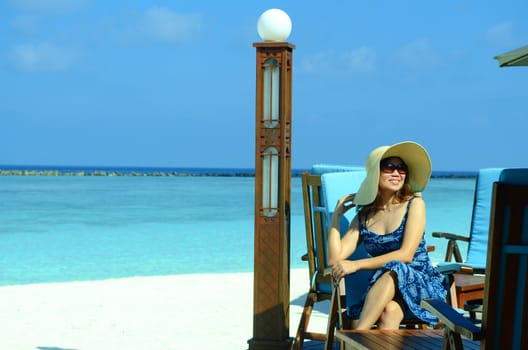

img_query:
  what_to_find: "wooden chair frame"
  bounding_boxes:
[423,180,528,349]
[294,172,334,349]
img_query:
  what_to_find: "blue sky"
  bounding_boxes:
[1,0,527,171]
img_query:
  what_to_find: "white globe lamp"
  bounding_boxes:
[257,8,292,42]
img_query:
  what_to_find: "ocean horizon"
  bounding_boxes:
[0,164,478,178]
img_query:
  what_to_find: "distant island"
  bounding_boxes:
[0,166,476,178]
[0,169,256,177]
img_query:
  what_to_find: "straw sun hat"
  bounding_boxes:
[353,141,432,205]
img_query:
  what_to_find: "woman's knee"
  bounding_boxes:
[384,300,403,315]
[378,301,404,329]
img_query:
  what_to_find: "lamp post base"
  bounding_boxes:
[247,337,294,350]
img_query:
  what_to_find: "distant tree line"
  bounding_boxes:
[0,170,256,177]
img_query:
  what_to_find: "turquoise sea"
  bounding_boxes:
[0,172,476,286]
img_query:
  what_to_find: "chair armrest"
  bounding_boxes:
[432,231,470,242]
[421,299,483,341]
[432,232,469,262]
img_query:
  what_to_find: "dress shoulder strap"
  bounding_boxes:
[406,196,414,209]
[403,197,416,219]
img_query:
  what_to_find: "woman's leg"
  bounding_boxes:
[355,271,399,330]
[377,300,404,329]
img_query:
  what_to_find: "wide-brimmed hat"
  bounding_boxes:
[353,141,432,205]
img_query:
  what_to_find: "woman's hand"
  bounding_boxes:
[328,193,360,270]
[334,193,356,217]
[331,260,359,279]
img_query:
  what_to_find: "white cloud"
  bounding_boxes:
[485,21,515,46]
[300,51,336,73]
[393,39,438,68]
[8,0,88,14]
[343,47,376,73]
[9,42,80,72]
[300,47,376,75]
[141,6,202,43]
[10,15,39,34]
[110,6,203,45]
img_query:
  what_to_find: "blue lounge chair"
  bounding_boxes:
[424,168,528,349]
[433,168,503,310]
[335,168,528,350]
[294,165,365,350]
[294,165,432,350]
[321,171,435,349]
[434,168,505,274]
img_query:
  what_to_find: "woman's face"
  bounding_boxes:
[378,157,407,193]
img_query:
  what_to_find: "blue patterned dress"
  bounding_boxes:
[350,198,446,324]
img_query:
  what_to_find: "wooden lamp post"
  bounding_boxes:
[248,8,295,350]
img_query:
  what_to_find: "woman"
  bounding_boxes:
[328,141,446,329]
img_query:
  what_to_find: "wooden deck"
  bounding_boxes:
[336,329,480,350]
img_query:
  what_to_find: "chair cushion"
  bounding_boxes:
[321,171,367,221]
[311,164,364,175]
[320,171,373,313]
[466,168,504,268]
[317,281,333,295]
[499,168,528,185]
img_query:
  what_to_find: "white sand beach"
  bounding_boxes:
[0,268,329,350]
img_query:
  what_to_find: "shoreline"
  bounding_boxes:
[0,269,327,350]
[0,168,477,178]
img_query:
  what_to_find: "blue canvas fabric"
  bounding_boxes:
[320,171,371,313]
[499,168,528,185]
[349,199,447,324]
[307,166,365,295]
[435,168,505,274]
[465,168,505,269]
[311,164,364,175]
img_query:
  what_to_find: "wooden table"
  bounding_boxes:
[336,329,480,350]
[453,273,485,309]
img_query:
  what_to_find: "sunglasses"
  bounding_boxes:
[380,161,408,175]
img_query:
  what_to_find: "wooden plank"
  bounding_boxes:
[399,330,444,350]
[361,331,404,350]
[381,331,431,350]
[454,273,484,292]
[337,331,393,350]
[336,329,480,350]
[392,330,446,350]
[337,330,441,350]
